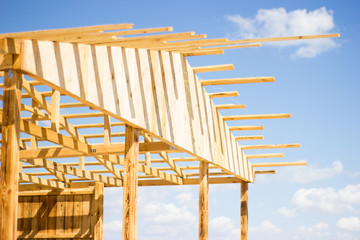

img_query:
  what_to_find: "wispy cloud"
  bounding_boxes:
[279,184,360,216]
[337,216,360,231]
[257,160,343,184]
[292,222,329,239]
[226,7,339,58]
[249,220,281,235]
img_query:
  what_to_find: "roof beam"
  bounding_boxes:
[252,162,307,167]
[242,143,301,150]
[246,153,284,159]
[208,91,239,98]
[229,126,264,131]
[235,136,264,141]
[216,104,246,110]
[223,113,291,121]
[19,173,65,189]
[254,170,276,174]
[200,77,275,86]
[192,64,234,73]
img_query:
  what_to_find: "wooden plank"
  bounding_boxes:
[0,24,134,39]
[19,173,65,189]
[183,49,224,57]
[17,142,173,159]
[199,162,209,240]
[216,104,246,110]
[94,182,104,240]
[47,195,57,236]
[21,158,122,187]
[242,143,301,150]
[56,195,66,236]
[246,153,284,159]
[235,135,264,141]
[241,181,248,240]
[122,126,139,240]
[208,91,239,98]
[223,113,291,121]
[252,162,307,167]
[0,69,21,240]
[50,89,61,132]
[229,126,264,131]
[200,76,275,86]
[254,170,276,174]
[82,194,91,236]
[193,64,234,73]
[64,195,74,235]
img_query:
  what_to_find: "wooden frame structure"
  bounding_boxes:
[0,24,339,239]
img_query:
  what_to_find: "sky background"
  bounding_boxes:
[1,0,360,239]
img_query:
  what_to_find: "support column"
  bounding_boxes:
[241,181,248,240]
[94,182,104,240]
[122,125,139,240]
[0,69,22,240]
[199,161,209,240]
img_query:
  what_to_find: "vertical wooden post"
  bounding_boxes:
[0,69,22,240]
[94,182,104,240]
[122,125,139,240]
[199,161,209,240]
[241,181,248,240]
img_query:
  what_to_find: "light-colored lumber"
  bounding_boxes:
[0,23,134,39]
[242,143,301,150]
[193,64,234,73]
[122,126,140,240]
[208,91,239,98]
[199,161,209,240]
[252,162,307,167]
[198,43,261,51]
[74,122,124,129]
[216,104,246,110]
[50,89,61,132]
[229,125,264,131]
[21,158,122,187]
[16,142,174,159]
[0,69,21,240]
[235,135,264,141]
[19,173,65,189]
[246,153,284,159]
[254,170,276,174]
[94,182,104,240]
[200,77,275,86]
[241,181,248,240]
[223,113,292,121]
[183,49,224,56]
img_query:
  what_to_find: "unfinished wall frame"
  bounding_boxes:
[0,24,339,239]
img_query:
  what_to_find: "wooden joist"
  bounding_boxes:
[21,158,122,187]
[201,77,275,86]
[208,91,239,98]
[193,64,234,73]
[242,143,301,150]
[17,142,174,159]
[252,161,307,167]
[235,135,264,141]
[229,126,264,131]
[246,153,284,159]
[19,173,65,189]
[223,113,291,121]
[254,170,276,174]
[216,104,246,110]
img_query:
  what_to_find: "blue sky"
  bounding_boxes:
[1,0,359,239]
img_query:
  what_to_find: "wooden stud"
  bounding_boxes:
[50,89,61,132]
[94,182,104,240]
[199,161,209,240]
[0,69,22,240]
[241,181,248,240]
[122,125,140,240]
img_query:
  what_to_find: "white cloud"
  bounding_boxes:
[278,207,297,217]
[103,220,122,233]
[209,216,240,240]
[337,216,360,231]
[249,220,281,235]
[226,7,339,58]
[257,160,343,184]
[282,184,360,215]
[293,222,329,239]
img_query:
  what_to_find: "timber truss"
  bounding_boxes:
[0,23,339,239]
